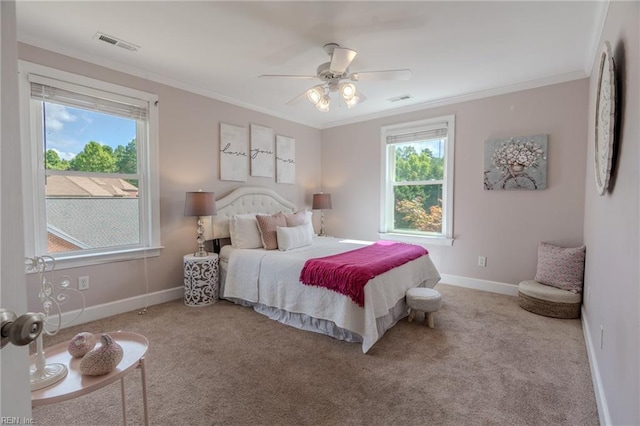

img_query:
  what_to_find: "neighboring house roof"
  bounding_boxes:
[46,198,139,249]
[47,230,83,253]
[46,175,138,197]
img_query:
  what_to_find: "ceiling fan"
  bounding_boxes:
[259,43,412,112]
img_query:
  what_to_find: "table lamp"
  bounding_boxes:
[312,193,332,236]
[184,191,216,257]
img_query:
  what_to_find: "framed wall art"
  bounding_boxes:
[484,134,548,190]
[250,124,274,178]
[220,123,248,182]
[276,135,295,184]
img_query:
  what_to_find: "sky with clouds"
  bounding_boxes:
[44,102,136,160]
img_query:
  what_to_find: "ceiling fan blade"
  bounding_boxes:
[356,89,367,104]
[286,90,311,105]
[259,74,317,79]
[330,47,357,74]
[349,69,412,81]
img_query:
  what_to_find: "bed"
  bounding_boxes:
[203,187,441,353]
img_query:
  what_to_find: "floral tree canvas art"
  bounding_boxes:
[484,134,547,190]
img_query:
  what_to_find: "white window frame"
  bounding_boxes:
[379,115,455,246]
[18,61,162,270]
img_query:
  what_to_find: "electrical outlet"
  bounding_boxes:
[477,256,487,267]
[78,276,90,290]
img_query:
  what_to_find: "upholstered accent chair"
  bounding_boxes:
[518,243,586,319]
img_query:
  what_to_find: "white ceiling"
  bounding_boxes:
[15,1,607,129]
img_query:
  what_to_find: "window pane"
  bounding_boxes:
[393,184,443,234]
[40,100,141,254]
[46,175,140,253]
[394,139,445,182]
[42,102,137,174]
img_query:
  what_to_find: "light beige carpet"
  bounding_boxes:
[32,284,599,425]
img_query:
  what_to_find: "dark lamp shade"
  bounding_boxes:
[312,193,332,210]
[184,191,216,216]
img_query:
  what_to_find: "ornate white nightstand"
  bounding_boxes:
[183,253,219,306]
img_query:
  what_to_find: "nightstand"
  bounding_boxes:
[183,253,219,306]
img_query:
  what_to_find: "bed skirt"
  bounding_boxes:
[220,255,428,352]
[224,287,422,353]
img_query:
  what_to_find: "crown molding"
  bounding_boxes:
[18,35,588,132]
[17,35,320,128]
[583,0,610,76]
[319,70,588,129]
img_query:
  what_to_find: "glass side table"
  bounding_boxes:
[183,253,219,306]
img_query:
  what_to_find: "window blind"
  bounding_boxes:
[386,125,447,144]
[30,81,147,120]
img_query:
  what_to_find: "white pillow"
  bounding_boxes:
[229,214,263,249]
[284,210,313,227]
[276,224,313,251]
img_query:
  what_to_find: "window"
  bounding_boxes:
[380,115,455,244]
[19,62,161,268]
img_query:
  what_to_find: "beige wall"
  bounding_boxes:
[321,79,588,286]
[19,44,322,312]
[582,1,639,424]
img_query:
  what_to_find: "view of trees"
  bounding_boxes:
[393,144,444,233]
[46,139,137,176]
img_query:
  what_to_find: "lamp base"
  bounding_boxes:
[30,363,67,391]
[193,216,208,257]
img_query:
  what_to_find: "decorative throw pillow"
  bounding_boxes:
[276,225,313,251]
[535,242,586,293]
[256,213,287,250]
[285,210,312,227]
[229,214,263,249]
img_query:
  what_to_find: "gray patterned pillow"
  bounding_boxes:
[256,213,286,250]
[535,243,586,293]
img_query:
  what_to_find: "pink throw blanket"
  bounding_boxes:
[299,241,428,307]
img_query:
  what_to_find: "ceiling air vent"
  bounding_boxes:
[388,94,413,103]
[94,32,140,52]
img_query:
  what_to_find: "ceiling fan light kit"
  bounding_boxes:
[260,43,412,113]
[306,85,324,105]
[316,95,331,112]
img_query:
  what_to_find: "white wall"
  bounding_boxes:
[321,79,588,287]
[18,44,322,313]
[582,2,639,425]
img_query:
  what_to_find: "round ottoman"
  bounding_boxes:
[518,280,581,319]
[406,287,442,328]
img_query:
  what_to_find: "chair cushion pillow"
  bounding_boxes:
[534,243,586,293]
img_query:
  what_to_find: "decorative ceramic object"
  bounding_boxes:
[67,332,96,358]
[79,334,124,376]
[594,40,616,195]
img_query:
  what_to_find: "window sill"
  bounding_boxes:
[378,233,454,247]
[26,246,163,272]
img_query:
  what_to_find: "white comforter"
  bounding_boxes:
[223,237,441,352]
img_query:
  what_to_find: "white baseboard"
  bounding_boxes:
[581,305,611,426]
[439,274,519,296]
[57,287,184,328]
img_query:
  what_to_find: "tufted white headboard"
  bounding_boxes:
[203,186,296,240]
